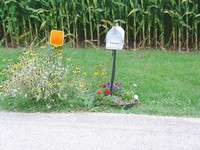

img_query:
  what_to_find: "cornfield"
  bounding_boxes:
[0,0,199,51]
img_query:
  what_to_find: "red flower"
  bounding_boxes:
[102,84,106,88]
[97,89,101,95]
[105,90,111,95]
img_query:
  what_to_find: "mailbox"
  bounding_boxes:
[106,23,125,50]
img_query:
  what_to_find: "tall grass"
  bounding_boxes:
[0,0,199,51]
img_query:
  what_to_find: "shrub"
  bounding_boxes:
[1,48,87,106]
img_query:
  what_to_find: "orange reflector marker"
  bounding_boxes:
[50,30,64,47]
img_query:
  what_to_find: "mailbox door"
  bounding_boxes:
[106,30,123,50]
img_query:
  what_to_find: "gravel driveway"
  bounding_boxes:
[0,111,200,150]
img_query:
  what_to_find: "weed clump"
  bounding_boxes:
[0,48,87,109]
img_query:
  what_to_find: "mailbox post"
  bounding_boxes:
[106,23,125,95]
[110,50,117,95]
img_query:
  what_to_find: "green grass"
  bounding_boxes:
[0,47,200,116]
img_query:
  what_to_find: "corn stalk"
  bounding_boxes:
[0,0,199,51]
[194,2,199,50]
[129,0,139,50]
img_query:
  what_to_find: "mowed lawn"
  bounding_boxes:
[0,47,200,117]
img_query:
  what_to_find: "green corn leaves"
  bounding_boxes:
[0,0,199,51]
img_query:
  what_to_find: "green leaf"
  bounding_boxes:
[184,12,193,15]
[40,21,47,30]
[5,0,17,4]
[93,8,104,13]
[114,19,126,24]
[113,2,126,7]
[195,14,200,18]
[128,9,139,16]
[30,15,41,21]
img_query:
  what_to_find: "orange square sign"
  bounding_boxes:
[50,30,64,46]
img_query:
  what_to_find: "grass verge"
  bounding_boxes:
[0,47,199,117]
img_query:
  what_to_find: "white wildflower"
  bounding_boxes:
[134,94,139,101]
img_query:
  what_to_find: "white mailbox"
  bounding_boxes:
[106,23,125,50]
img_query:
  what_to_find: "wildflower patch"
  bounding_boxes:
[1,48,87,108]
[93,82,138,107]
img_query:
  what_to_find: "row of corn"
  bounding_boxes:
[0,0,199,51]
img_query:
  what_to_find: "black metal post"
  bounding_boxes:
[110,50,117,95]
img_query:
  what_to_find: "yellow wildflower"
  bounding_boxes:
[101,68,107,76]
[37,88,42,93]
[54,71,59,75]
[83,72,87,76]
[30,58,36,63]
[93,71,100,77]
[9,69,14,74]
[24,75,29,80]
[79,83,84,88]
[73,70,77,74]
[58,56,63,60]
[57,82,61,86]
[20,57,25,61]
[76,67,80,71]
[67,57,71,62]
[3,84,8,89]
[18,63,22,68]
[48,82,53,87]
[23,51,29,55]
[1,69,6,74]
[40,46,46,49]
[30,52,36,56]
[36,72,41,76]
